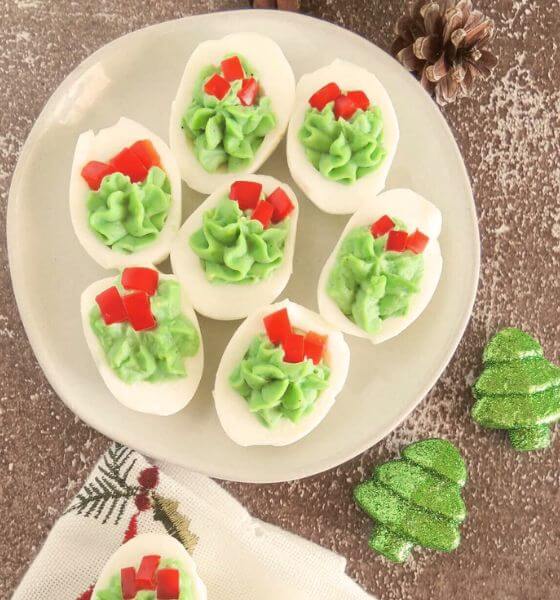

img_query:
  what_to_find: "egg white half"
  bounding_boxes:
[287,59,399,215]
[91,533,207,600]
[169,32,295,194]
[214,299,350,447]
[70,117,182,269]
[81,269,204,416]
[170,175,299,321]
[318,188,442,344]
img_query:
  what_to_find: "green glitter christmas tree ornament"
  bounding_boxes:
[472,327,560,451]
[353,439,467,563]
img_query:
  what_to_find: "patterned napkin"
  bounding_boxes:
[13,443,373,599]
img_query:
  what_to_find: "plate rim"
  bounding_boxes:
[7,9,480,483]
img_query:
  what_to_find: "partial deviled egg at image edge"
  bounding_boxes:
[91,533,207,600]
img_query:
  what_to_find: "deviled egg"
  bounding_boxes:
[170,175,299,320]
[318,188,442,344]
[81,266,203,415]
[91,533,207,599]
[214,299,350,446]
[70,117,182,269]
[287,59,399,214]
[169,32,295,194]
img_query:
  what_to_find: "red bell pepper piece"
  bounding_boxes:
[406,229,429,254]
[252,200,274,229]
[370,215,395,238]
[110,147,148,183]
[121,267,159,296]
[282,333,305,363]
[81,161,115,190]
[221,55,244,81]
[120,567,137,600]
[263,308,292,345]
[123,292,156,332]
[346,90,370,111]
[156,568,180,600]
[204,73,230,100]
[267,187,294,223]
[135,555,160,590]
[309,82,341,111]
[95,286,127,325]
[129,139,161,169]
[229,180,262,210]
[304,331,327,365]
[386,230,408,252]
[334,94,357,120]
[237,77,259,106]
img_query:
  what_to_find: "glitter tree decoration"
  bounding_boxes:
[354,439,467,563]
[472,328,560,451]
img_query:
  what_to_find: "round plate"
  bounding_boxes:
[7,10,479,483]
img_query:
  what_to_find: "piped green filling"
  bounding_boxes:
[95,557,194,600]
[298,102,386,184]
[181,56,276,173]
[90,279,199,384]
[327,222,424,334]
[229,334,330,428]
[189,197,288,284]
[87,167,171,253]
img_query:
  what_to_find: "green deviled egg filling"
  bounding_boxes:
[87,167,172,253]
[298,102,386,184]
[181,55,276,173]
[95,558,194,600]
[90,279,200,384]
[327,220,424,334]
[229,334,330,428]
[189,196,288,284]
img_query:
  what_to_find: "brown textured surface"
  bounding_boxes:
[1,1,560,599]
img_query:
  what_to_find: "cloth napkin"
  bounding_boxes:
[13,443,373,599]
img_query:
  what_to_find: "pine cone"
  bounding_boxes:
[392,0,498,105]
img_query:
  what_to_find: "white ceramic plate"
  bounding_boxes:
[7,10,479,483]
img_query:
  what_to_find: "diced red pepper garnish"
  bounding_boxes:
[252,200,274,229]
[129,140,161,170]
[304,331,327,365]
[282,333,305,363]
[135,555,160,590]
[121,567,137,600]
[81,161,115,190]
[221,55,244,82]
[334,94,357,120]
[346,90,370,111]
[229,180,262,210]
[204,73,230,100]
[95,286,127,325]
[110,148,148,183]
[237,77,259,107]
[123,292,156,332]
[121,267,159,296]
[370,215,395,238]
[386,230,409,252]
[267,187,294,223]
[406,229,430,254]
[263,308,292,345]
[156,568,180,600]
[309,82,341,111]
